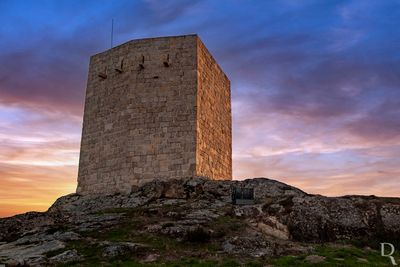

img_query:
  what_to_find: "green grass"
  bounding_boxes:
[206,215,244,239]
[54,204,261,267]
[57,238,400,267]
[270,244,400,266]
[59,228,400,267]
[88,206,245,251]
[55,239,103,266]
[57,205,400,267]
[58,257,262,267]
[115,258,231,267]
[83,223,182,252]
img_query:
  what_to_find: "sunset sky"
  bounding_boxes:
[1,0,399,217]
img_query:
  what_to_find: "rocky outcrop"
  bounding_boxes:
[1,177,399,266]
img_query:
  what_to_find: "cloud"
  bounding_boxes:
[142,0,202,26]
[345,99,400,141]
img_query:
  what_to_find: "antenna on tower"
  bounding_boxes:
[110,19,114,49]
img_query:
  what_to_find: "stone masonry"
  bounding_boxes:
[77,35,231,195]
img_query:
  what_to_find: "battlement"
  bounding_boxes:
[77,35,231,195]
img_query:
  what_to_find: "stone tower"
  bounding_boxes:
[77,34,231,195]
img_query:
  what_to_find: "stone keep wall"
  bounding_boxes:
[77,35,231,195]
[196,39,232,179]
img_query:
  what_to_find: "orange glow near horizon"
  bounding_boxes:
[0,163,78,217]
[1,147,399,218]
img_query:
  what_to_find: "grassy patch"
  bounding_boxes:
[82,221,140,241]
[56,254,262,267]
[58,238,400,267]
[270,244,400,266]
[72,258,258,267]
[185,226,211,243]
[207,216,244,238]
[55,239,104,266]
[58,207,252,266]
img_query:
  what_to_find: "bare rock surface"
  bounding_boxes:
[49,249,81,265]
[1,177,400,266]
